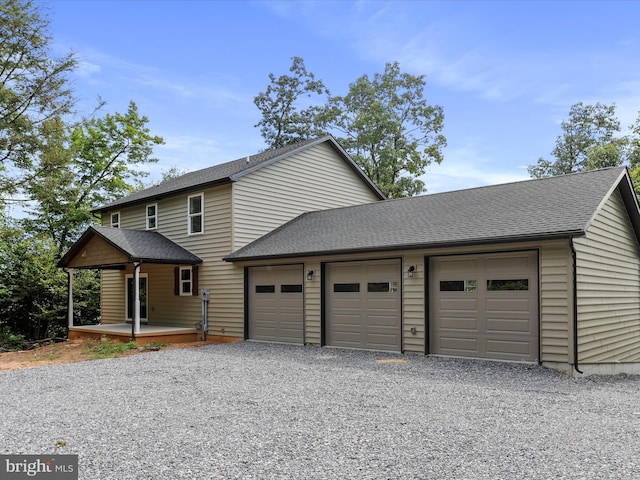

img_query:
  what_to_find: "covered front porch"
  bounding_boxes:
[58,226,205,344]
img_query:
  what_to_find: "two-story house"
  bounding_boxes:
[58,135,384,343]
[59,136,640,376]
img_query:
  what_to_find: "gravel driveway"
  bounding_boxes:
[1,342,639,479]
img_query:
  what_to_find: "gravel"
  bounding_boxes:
[1,342,639,479]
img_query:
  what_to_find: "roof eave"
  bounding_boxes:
[223,230,585,263]
[92,178,232,214]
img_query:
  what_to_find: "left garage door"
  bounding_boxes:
[248,265,304,344]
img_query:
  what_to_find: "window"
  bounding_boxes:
[487,279,529,291]
[256,285,275,293]
[281,284,303,293]
[146,204,158,230]
[333,283,360,293]
[368,282,398,293]
[440,280,477,292]
[179,267,192,295]
[188,193,203,234]
[110,212,120,228]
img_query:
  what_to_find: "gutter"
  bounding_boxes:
[570,237,583,375]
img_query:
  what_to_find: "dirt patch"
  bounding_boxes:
[0,338,219,371]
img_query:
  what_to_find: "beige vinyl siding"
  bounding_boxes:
[101,270,124,324]
[403,252,425,353]
[574,189,640,363]
[98,184,242,335]
[233,142,380,250]
[304,260,322,345]
[539,243,572,363]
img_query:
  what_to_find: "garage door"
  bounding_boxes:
[326,259,401,352]
[248,265,304,344]
[430,251,538,362]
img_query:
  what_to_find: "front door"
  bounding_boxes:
[126,275,148,322]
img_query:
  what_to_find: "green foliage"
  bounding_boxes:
[0,326,26,351]
[528,103,640,187]
[254,57,330,149]
[0,218,100,340]
[82,340,137,360]
[254,59,446,198]
[326,62,446,198]
[25,102,164,251]
[0,0,76,197]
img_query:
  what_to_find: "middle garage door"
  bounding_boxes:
[325,259,401,352]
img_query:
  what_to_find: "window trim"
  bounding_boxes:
[187,193,204,235]
[110,211,121,228]
[146,203,158,230]
[179,267,192,296]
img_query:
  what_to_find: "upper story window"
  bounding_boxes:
[111,212,120,228]
[188,193,203,235]
[146,204,158,230]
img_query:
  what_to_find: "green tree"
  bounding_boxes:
[326,62,446,198]
[0,0,76,198]
[628,112,640,190]
[25,101,164,252]
[254,57,330,149]
[528,102,629,178]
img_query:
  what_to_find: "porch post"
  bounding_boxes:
[133,262,141,336]
[67,268,74,329]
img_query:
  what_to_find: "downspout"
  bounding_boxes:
[570,237,583,375]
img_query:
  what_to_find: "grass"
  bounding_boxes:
[82,340,139,360]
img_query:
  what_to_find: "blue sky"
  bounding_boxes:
[46,0,640,194]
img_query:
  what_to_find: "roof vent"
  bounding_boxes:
[246,156,250,164]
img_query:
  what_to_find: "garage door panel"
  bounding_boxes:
[485,256,531,273]
[438,259,479,273]
[367,334,401,349]
[438,336,479,353]
[439,298,477,310]
[486,298,530,311]
[430,252,539,362]
[486,318,532,333]
[487,339,532,356]
[366,314,399,327]
[439,317,478,330]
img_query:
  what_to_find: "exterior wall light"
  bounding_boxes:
[306,270,314,281]
[407,265,416,278]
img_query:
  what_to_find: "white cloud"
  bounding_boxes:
[421,144,530,194]
[74,60,101,78]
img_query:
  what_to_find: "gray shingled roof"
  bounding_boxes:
[58,226,201,267]
[94,135,384,213]
[225,167,639,261]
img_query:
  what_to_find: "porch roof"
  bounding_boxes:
[58,226,202,269]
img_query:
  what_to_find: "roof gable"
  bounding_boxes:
[94,135,384,213]
[58,226,202,268]
[225,167,638,261]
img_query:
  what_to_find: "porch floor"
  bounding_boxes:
[69,324,201,345]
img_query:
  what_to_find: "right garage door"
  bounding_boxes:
[430,251,539,362]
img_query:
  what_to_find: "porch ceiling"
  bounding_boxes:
[58,226,202,269]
